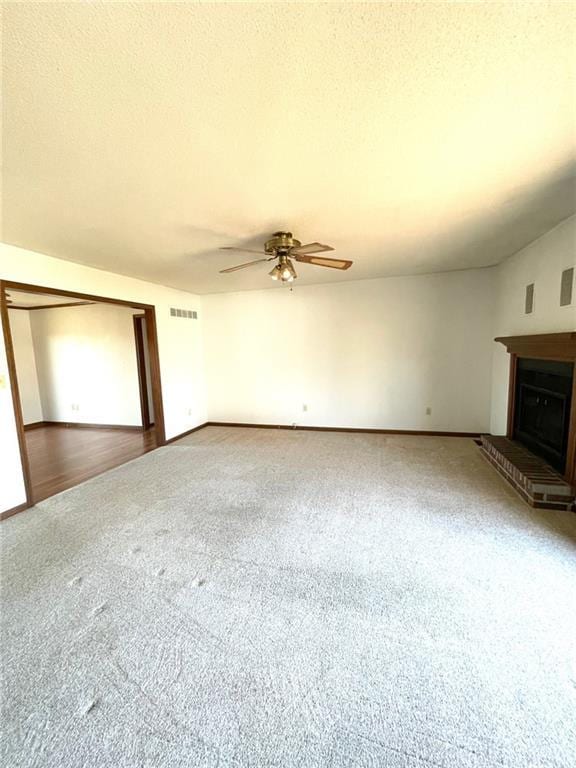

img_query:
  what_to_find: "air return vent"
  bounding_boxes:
[170,308,197,319]
[560,268,574,307]
[524,283,534,315]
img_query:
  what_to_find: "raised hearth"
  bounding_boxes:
[481,435,575,511]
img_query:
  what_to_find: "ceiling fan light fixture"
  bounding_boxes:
[269,260,297,283]
[280,259,297,281]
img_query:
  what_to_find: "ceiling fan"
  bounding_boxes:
[219,231,352,283]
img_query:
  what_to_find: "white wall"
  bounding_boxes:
[203,268,496,432]
[2,216,572,515]
[7,310,43,424]
[29,304,142,426]
[490,215,576,434]
[0,242,206,513]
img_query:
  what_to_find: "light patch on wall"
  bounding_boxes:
[29,304,143,427]
[560,268,574,307]
[525,283,535,315]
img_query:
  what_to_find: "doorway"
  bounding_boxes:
[133,314,154,431]
[1,280,166,515]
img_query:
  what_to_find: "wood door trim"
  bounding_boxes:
[144,306,165,445]
[2,281,153,310]
[24,421,144,431]
[1,279,167,519]
[0,281,33,509]
[133,314,151,430]
[8,302,96,311]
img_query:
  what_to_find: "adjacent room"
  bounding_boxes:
[1,3,575,768]
[6,288,159,502]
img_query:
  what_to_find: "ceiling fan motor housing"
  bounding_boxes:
[265,231,301,254]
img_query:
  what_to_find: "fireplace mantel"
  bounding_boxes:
[495,332,576,487]
[495,332,576,361]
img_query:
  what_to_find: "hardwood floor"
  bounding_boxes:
[25,425,157,503]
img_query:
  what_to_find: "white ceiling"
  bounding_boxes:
[2,2,575,294]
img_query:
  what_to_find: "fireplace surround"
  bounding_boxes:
[495,333,576,487]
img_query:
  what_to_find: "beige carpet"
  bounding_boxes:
[1,427,575,767]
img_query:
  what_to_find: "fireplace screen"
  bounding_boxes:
[513,358,573,473]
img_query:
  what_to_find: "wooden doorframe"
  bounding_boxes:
[1,284,34,513]
[133,314,153,431]
[0,280,167,518]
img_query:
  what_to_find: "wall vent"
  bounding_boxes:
[524,283,534,315]
[170,308,197,319]
[560,268,574,307]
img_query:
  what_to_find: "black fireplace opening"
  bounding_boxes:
[513,358,574,473]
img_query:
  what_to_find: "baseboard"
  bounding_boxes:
[204,421,482,438]
[0,502,31,521]
[164,422,209,444]
[24,421,144,432]
[26,419,481,440]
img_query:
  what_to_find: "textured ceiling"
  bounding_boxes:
[2,2,575,294]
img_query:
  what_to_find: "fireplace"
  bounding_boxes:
[495,332,576,488]
[479,334,576,511]
[513,358,573,473]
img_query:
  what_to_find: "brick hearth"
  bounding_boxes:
[481,435,575,512]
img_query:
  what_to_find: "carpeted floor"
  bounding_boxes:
[1,427,575,767]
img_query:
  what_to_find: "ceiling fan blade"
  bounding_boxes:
[219,247,268,256]
[293,255,352,270]
[291,242,334,255]
[219,258,271,274]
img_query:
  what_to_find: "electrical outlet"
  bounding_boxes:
[187,408,192,416]
[302,404,308,412]
[425,407,432,416]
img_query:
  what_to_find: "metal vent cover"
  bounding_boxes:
[525,283,534,315]
[170,307,197,319]
[560,268,574,307]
